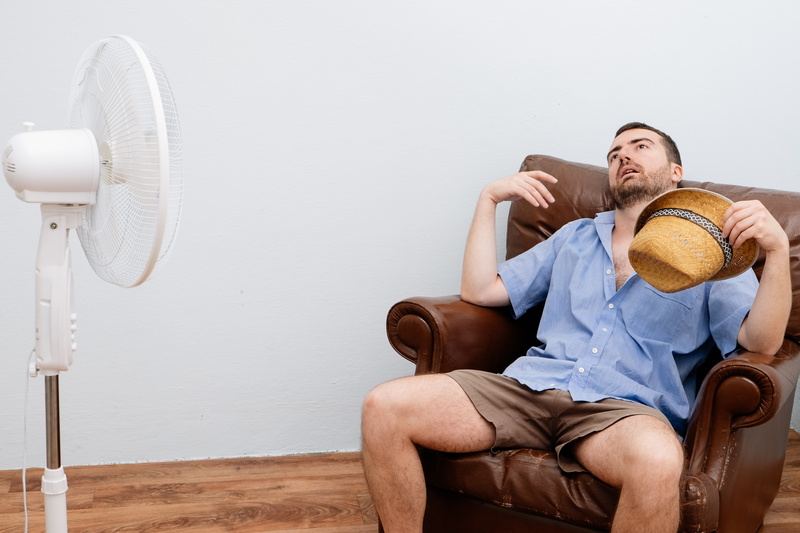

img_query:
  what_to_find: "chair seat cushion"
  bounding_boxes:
[420,447,719,532]
[421,447,618,530]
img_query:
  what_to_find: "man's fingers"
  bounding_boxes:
[723,200,786,251]
[520,172,557,206]
[521,170,559,183]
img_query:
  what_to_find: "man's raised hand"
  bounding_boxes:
[483,171,559,208]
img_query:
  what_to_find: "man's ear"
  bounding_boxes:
[671,163,684,184]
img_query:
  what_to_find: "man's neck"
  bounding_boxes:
[613,202,649,238]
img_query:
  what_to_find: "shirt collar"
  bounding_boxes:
[594,210,616,225]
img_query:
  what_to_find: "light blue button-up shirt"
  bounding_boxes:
[497,211,758,436]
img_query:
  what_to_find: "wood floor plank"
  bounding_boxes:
[89,474,370,509]
[763,497,800,523]
[73,496,366,532]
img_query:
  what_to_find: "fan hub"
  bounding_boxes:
[99,140,115,184]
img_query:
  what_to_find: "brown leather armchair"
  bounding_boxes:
[384,155,800,533]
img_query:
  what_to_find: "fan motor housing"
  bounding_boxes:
[3,128,100,204]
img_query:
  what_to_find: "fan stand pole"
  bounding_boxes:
[43,374,68,533]
[35,204,82,533]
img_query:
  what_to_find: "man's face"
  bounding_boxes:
[606,128,682,209]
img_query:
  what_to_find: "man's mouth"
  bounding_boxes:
[619,165,640,181]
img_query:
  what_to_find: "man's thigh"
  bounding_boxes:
[570,414,684,488]
[366,373,496,453]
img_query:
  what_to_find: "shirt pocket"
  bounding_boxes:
[622,285,696,345]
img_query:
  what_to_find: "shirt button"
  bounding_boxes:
[578,367,585,373]
[602,328,608,332]
[606,269,612,275]
[591,348,598,354]
[608,303,614,309]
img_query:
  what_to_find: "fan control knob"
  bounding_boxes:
[70,313,78,352]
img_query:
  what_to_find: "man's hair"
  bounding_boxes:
[615,122,682,166]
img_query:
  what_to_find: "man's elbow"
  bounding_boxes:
[760,339,785,356]
[460,287,489,307]
[460,286,510,308]
[740,334,785,356]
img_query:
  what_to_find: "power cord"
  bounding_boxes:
[22,349,35,533]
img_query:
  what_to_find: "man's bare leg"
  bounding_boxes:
[572,414,684,533]
[361,374,495,533]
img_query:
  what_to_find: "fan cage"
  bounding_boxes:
[68,36,183,287]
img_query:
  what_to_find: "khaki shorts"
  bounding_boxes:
[447,369,673,473]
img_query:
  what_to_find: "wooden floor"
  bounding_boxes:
[0,431,797,532]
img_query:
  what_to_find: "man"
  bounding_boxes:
[361,123,791,533]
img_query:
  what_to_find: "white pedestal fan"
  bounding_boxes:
[2,35,182,532]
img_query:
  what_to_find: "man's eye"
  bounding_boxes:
[638,144,648,149]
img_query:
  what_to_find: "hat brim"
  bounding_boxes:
[634,188,759,282]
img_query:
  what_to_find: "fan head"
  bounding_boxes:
[68,35,183,287]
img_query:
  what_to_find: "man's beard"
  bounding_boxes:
[610,163,674,210]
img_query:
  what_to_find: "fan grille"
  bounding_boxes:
[68,36,182,287]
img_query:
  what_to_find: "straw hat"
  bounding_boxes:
[629,188,759,293]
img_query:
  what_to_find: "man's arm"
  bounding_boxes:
[460,171,558,307]
[723,200,791,355]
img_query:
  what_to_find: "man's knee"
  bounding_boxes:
[362,381,399,427]
[361,377,419,439]
[623,423,684,485]
[649,438,684,483]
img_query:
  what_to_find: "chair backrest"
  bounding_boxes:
[507,154,800,341]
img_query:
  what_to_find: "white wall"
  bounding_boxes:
[1,1,798,469]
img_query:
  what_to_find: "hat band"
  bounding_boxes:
[645,208,733,267]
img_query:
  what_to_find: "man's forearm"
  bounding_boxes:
[738,247,792,355]
[460,191,510,307]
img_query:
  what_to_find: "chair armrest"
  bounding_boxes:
[386,296,541,374]
[685,337,800,478]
